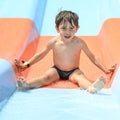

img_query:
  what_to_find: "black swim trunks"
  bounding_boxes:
[52,66,79,80]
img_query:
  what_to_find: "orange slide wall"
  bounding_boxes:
[0,19,38,61]
[26,18,120,89]
[0,18,120,89]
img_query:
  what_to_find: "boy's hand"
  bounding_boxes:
[105,64,116,74]
[14,59,28,72]
[105,64,117,81]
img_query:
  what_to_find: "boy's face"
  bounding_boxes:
[56,21,79,41]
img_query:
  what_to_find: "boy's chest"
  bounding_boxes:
[53,42,81,55]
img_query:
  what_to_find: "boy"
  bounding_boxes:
[15,10,115,93]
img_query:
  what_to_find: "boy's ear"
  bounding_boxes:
[76,26,80,31]
[55,26,59,32]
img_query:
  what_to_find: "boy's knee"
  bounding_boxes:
[43,75,52,81]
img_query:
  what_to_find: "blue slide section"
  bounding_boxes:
[111,67,120,100]
[0,59,16,110]
[0,0,120,120]
[0,88,120,120]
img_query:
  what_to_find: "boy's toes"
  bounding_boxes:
[87,86,97,94]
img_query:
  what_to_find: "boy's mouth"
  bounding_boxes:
[64,36,71,39]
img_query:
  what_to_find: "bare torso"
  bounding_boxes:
[51,36,82,71]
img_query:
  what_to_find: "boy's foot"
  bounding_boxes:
[17,77,29,91]
[87,76,106,94]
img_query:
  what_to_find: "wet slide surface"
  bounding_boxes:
[0,0,120,120]
[1,88,120,120]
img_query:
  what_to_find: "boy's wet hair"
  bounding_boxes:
[55,10,79,27]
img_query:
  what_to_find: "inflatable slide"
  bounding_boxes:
[0,0,120,120]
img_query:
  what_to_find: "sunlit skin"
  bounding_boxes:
[15,17,115,93]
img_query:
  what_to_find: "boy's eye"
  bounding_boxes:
[61,27,66,30]
[61,27,74,30]
[70,27,74,30]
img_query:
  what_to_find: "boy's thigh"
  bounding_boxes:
[69,69,91,88]
[69,69,84,81]
[43,67,60,82]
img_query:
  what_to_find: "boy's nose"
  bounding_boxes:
[65,29,71,33]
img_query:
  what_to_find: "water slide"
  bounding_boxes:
[0,0,120,119]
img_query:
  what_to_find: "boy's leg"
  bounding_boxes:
[69,69,106,93]
[69,69,92,89]
[17,67,59,90]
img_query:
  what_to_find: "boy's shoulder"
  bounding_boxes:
[74,36,84,43]
[74,36,87,47]
[47,36,59,47]
[49,36,59,43]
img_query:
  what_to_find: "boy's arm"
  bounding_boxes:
[15,40,54,71]
[81,40,115,74]
[27,41,52,65]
